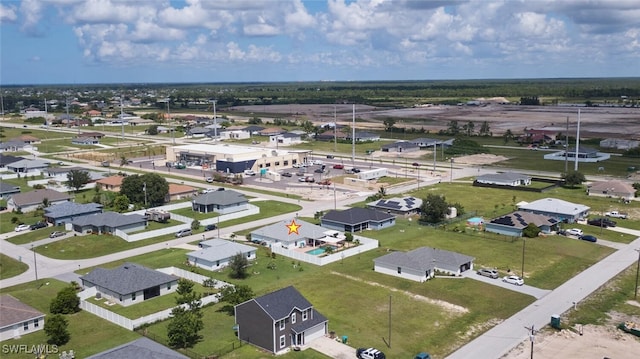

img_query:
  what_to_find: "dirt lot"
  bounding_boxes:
[229,104,640,139]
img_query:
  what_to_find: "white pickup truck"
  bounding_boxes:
[605,210,628,219]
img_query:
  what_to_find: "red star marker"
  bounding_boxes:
[286,219,301,235]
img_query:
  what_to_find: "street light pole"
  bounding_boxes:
[31,244,38,281]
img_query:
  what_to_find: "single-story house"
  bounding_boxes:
[80,263,178,307]
[587,180,636,201]
[517,198,590,223]
[85,337,188,359]
[0,141,30,152]
[270,132,302,146]
[409,138,453,149]
[381,141,420,153]
[315,130,347,142]
[475,172,532,187]
[219,129,251,140]
[242,125,265,135]
[0,182,21,199]
[192,190,249,214]
[235,286,328,354]
[166,183,198,202]
[7,189,71,212]
[187,127,212,137]
[259,127,286,136]
[543,146,610,163]
[321,207,396,232]
[96,175,126,192]
[374,247,475,282]
[127,118,155,126]
[71,212,147,235]
[0,294,45,341]
[367,196,423,216]
[346,131,380,142]
[13,135,41,144]
[78,132,105,139]
[71,136,100,145]
[250,219,345,249]
[187,239,257,271]
[44,202,104,226]
[6,159,49,173]
[484,211,560,237]
[599,138,639,150]
[0,154,23,168]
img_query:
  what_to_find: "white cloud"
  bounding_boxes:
[0,3,18,23]
[19,0,44,34]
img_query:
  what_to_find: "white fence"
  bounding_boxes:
[77,267,231,331]
[271,236,379,266]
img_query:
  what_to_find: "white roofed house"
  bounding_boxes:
[517,198,590,223]
[250,219,345,250]
[187,239,257,271]
[475,172,532,187]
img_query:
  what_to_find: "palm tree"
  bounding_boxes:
[119,155,128,167]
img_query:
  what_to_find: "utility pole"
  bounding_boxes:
[564,116,569,173]
[351,104,355,165]
[524,324,537,359]
[574,109,580,171]
[333,105,337,152]
[143,182,147,208]
[635,248,640,300]
[521,237,526,279]
[212,99,217,141]
[32,244,38,281]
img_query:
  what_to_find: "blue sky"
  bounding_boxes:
[1,0,639,85]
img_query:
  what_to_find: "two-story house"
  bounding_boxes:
[234,286,328,354]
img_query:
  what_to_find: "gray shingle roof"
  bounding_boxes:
[10,189,70,206]
[367,196,422,212]
[0,295,45,329]
[192,190,247,206]
[44,202,103,219]
[188,239,255,262]
[488,211,558,229]
[476,172,531,182]
[71,212,146,228]
[6,159,50,169]
[85,337,188,359]
[250,219,329,243]
[80,263,177,296]
[0,182,20,195]
[381,141,419,150]
[0,154,23,166]
[253,286,313,321]
[322,207,395,225]
[374,247,474,272]
[517,198,590,215]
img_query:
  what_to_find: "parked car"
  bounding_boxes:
[333,164,344,169]
[14,224,31,232]
[566,228,583,237]
[314,168,324,173]
[502,275,524,286]
[281,172,293,177]
[49,231,65,238]
[243,170,256,176]
[326,155,334,159]
[579,234,597,242]
[477,268,499,279]
[0,206,7,211]
[204,224,218,231]
[587,218,617,228]
[351,167,361,173]
[175,228,192,237]
[29,222,47,230]
[357,347,386,359]
[205,177,214,183]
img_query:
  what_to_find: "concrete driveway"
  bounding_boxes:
[307,336,356,359]
[463,271,551,299]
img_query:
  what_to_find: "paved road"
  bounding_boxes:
[447,235,640,359]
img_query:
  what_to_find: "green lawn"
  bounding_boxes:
[172,207,219,221]
[0,253,29,279]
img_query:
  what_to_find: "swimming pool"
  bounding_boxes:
[467,217,484,226]
[306,246,337,255]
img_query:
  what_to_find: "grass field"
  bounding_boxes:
[0,253,29,279]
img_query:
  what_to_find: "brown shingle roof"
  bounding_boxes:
[0,295,45,328]
[96,175,125,186]
[169,183,196,195]
[10,189,70,206]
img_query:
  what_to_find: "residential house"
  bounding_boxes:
[543,146,610,163]
[44,202,104,226]
[71,212,147,235]
[187,239,257,271]
[235,286,328,354]
[127,118,155,126]
[599,138,640,150]
[367,196,423,216]
[520,128,559,145]
[0,182,21,199]
[186,127,212,138]
[13,135,41,144]
[321,207,396,232]
[517,198,590,223]
[484,211,559,237]
[475,172,532,187]
[80,263,178,307]
[85,337,189,359]
[410,137,449,149]
[243,125,266,135]
[381,141,420,153]
[0,141,29,152]
[374,247,475,282]
[346,131,380,142]
[166,183,198,202]
[250,219,345,249]
[6,159,49,173]
[71,136,100,145]
[191,190,249,214]
[270,132,302,146]
[7,189,71,212]
[587,180,636,201]
[315,130,347,142]
[0,154,23,168]
[0,295,46,341]
[219,129,250,140]
[259,127,286,136]
[96,175,126,192]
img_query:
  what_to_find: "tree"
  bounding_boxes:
[66,169,91,193]
[383,118,396,132]
[462,121,475,137]
[50,285,80,314]
[300,120,315,136]
[44,314,70,345]
[420,194,449,223]
[168,279,203,348]
[479,121,491,136]
[191,219,200,231]
[147,124,159,135]
[120,173,169,207]
[219,284,254,315]
[119,155,129,167]
[503,129,514,144]
[228,252,249,279]
[562,170,586,188]
[113,194,130,212]
[447,120,460,135]
[522,223,541,238]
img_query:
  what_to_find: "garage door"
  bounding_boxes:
[304,323,326,343]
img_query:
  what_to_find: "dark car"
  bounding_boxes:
[326,155,335,159]
[314,168,324,173]
[351,168,361,173]
[281,172,293,177]
[579,234,597,242]
[30,222,47,230]
[587,218,616,228]
[204,224,218,231]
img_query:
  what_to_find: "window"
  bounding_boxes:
[279,320,285,330]
[132,292,136,301]
[397,267,402,274]
[167,283,171,290]
[291,313,296,324]
[23,322,29,330]
[33,319,39,328]
[284,160,289,165]
[279,335,286,348]
[302,310,308,321]
[216,260,220,266]
[275,161,280,166]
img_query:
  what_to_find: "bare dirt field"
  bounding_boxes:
[229,104,640,139]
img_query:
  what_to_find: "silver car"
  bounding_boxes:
[477,268,499,279]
